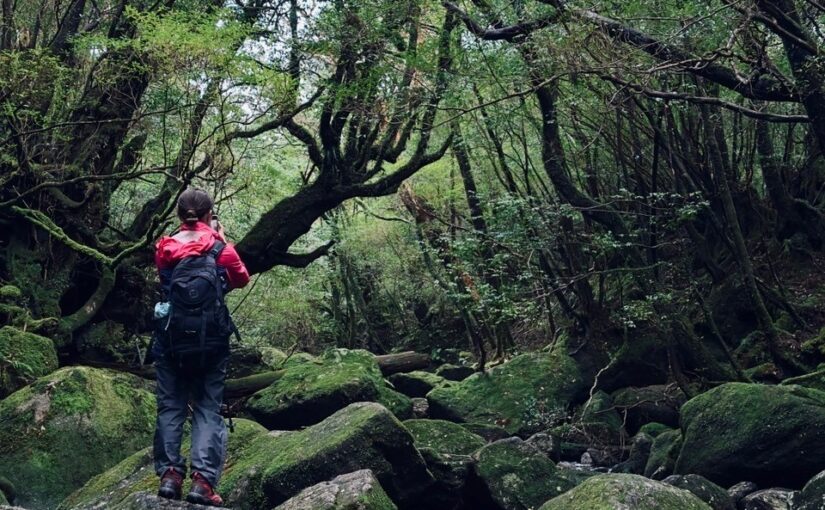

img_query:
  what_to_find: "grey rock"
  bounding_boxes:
[411,398,429,419]
[525,432,562,462]
[273,470,397,510]
[797,470,825,510]
[740,489,798,510]
[111,492,230,510]
[728,482,759,506]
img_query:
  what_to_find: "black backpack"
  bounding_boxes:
[163,241,233,364]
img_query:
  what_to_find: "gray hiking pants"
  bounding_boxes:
[153,354,228,487]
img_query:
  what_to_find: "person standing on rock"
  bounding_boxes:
[151,188,250,506]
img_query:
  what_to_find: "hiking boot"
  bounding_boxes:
[157,467,183,500]
[186,471,224,506]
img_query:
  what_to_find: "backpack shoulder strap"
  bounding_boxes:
[208,240,226,259]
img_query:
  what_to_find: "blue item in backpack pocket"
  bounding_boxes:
[154,301,171,319]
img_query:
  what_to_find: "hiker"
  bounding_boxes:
[151,188,250,505]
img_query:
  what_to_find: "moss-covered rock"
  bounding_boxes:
[273,470,397,510]
[539,473,712,510]
[222,402,433,509]
[403,419,485,455]
[643,429,682,480]
[246,349,412,428]
[611,384,685,434]
[60,419,267,509]
[638,422,672,438]
[675,383,825,488]
[0,326,58,398]
[662,475,734,510]
[387,371,446,398]
[427,348,588,436]
[63,403,434,510]
[469,438,574,510]
[0,366,155,509]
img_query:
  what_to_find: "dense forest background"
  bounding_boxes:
[4,0,825,380]
[6,0,825,509]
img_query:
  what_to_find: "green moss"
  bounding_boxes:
[0,326,58,397]
[539,474,711,510]
[0,285,22,302]
[0,366,155,510]
[675,383,825,488]
[639,422,672,438]
[801,327,825,357]
[246,349,410,428]
[644,429,682,479]
[403,419,485,455]
[473,438,574,510]
[376,385,412,419]
[427,347,588,436]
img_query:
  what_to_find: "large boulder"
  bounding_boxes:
[246,349,412,428]
[538,473,712,510]
[662,475,734,510]
[0,366,155,510]
[403,419,485,455]
[611,384,686,433]
[467,437,575,510]
[0,326,58,397]
[675,383,825,488]
[427,348,588,436]
[63,403,434,510]
[740,489,798,510]
[273,470,397,510]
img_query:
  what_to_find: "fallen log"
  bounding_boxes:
[376,351,430,375]
[225,370,285,399]
[75,350,429,397]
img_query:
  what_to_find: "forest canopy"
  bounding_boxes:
[1,0,825,379]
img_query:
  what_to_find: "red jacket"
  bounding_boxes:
[155,221,250,290]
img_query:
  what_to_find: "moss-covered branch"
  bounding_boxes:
[10,206,114,265]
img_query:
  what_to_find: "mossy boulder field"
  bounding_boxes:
[0,367,155,509]
[3,341,825,510]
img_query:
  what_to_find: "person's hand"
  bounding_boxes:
[217,223,226,240]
